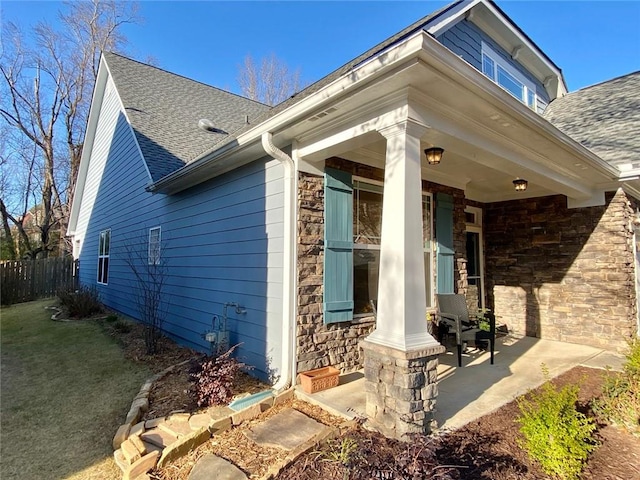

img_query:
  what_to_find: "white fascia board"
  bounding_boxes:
[622,182,640,202]
[429,0,566,97]
[67,57,109,236]
[101,60,153,184]
[416,36,619,181]
[476,1,567,95]
[425,0,480,36]
[151,29,614,195]
[149,32,429,194]
[67,56,154,235]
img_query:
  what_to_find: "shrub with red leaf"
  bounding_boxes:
[189,344,250,407]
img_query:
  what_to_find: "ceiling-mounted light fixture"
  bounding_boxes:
[424,147,444,165]
[513,178,528,192]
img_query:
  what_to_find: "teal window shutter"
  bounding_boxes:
[436,192,455,294]
[323,168,354,323]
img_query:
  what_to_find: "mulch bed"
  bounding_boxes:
[276,366,640,480]
[95,311,640,479]
[100,317,271,421]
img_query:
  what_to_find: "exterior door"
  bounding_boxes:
[465,207,484,311]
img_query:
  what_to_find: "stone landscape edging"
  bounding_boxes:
[113,362,296,479]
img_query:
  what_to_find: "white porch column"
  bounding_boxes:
[366,119,440,351]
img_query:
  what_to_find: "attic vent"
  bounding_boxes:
[307,106,339,122]
[198,119,226,134]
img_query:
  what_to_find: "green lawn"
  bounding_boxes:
[1,299,150,480]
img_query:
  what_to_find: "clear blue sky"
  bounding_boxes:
[2,1,639,94]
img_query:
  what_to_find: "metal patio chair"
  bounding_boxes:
[436,293,495,367]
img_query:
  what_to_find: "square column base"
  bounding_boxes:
[360,340,445,440]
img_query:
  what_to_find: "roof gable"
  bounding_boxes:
[425,0,566,99]
[103,52,270,181]
[543,71,640,172]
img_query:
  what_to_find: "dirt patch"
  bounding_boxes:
[276,367,640,480]
[144,361,268,420]
[98,314,270,418]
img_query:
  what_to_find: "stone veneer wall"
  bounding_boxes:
[484,189,637,351]
[297,170,375,374]
[296,158,468,374]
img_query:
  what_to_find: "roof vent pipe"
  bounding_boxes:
[198,119,226,134]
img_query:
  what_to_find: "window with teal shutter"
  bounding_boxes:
[436,192,454,294]
[323,168,354,323]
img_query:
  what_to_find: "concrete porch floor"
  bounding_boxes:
[295,335,625,432]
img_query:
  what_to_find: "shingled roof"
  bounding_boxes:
[543,71,640,171]
[185,1,463,162]
[103,52,270,181]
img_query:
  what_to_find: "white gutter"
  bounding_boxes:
[151,30,616,196]
[261,132,298,393]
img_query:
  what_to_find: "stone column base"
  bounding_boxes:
[360,339,445,439]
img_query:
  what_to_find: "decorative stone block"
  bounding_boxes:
[231,402,263,426]
[273,387,294,406]
[157,427,211,468]
[209,416,232,434]
[129,421,145,438]
[123,451,160,480]
[113,423,131,450]
[121,438,142,464]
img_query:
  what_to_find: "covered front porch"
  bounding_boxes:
[296,335,623,431]
[291,29,635,439]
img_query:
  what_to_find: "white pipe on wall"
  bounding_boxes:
[261,132,298,392]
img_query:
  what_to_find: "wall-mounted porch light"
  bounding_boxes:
[424,147,444,165]
[513,178,528,192]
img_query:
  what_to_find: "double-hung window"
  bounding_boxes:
[97,229,110,284]
[481,42,539,111]
[148,227,161,265]
[352,178,434,315]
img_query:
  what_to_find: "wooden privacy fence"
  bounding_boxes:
[1,257,79,304]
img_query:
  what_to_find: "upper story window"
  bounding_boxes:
[481,42,539,111]
[97,229,110,284]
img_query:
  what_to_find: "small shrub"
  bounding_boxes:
[592,338,640,434]
[189,345,249,407]
[57,286,103,318]
[517,368,597,480]
[105,314,118,322]
[396,434,456,479]
[322,437,359,466]
[112,320,132,334]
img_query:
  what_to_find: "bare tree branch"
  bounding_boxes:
[0,0,140,259]
[237,53,302,106]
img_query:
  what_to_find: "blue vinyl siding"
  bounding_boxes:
[75,77,284,380]
[436,19,550,111]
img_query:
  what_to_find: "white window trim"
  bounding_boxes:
[148,226,161,265]
[352,177,435,313]
[481,41,539,110]
[465,206,485,311]
[97,229,110,285]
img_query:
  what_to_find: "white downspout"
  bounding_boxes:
[261,132,298,392]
